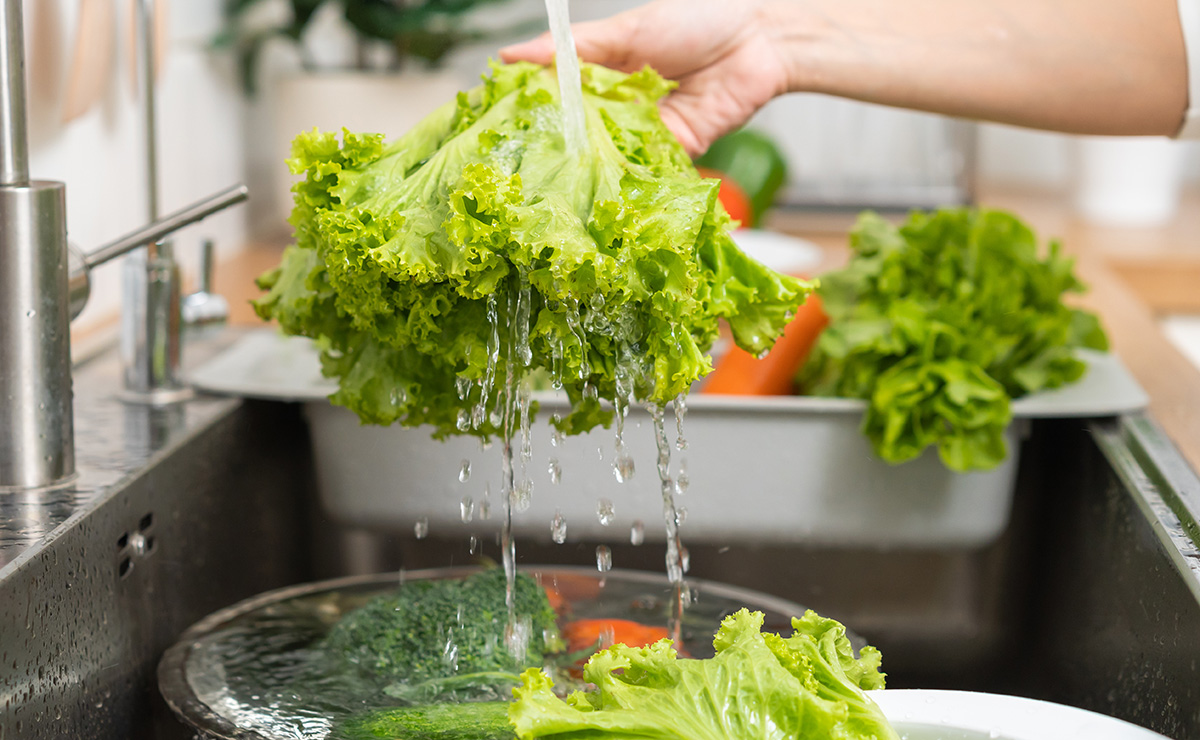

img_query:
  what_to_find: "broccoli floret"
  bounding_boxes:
[323,569,560,693]
[334,701,514,740]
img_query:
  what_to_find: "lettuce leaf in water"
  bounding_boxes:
[508,608,896,740]
[799,209,1107,472]
[255,61,810,437]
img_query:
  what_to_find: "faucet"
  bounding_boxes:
[0,0,248,491]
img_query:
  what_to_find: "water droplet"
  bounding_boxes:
[129,533,148,556]
[480,484,491,520]
[677,459,689,493]
[613,455,635,483]
[513,479,533,512]
[630,520,645,546]
[468,535,479,554]
[596,498,615,526]
[456,409,470,431]
[595,545,612,572]
[443,637,459,670]
[458,459,471,483]
[547,458,562,484]
[680,545,690,573]
[25,309,35,318]
[414,518,429,540]
[551,510,567,544]
[460,496,475,523]
[677,507,688,525]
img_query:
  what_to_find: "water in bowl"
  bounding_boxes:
[175,568,812,740]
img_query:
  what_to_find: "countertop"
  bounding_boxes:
[211,186,1200,474]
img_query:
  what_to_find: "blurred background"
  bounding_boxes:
[24,0,1200,360]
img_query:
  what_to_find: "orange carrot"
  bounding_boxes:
[562,618,671,654]
[702,294,828,396]
[538,571,604,616]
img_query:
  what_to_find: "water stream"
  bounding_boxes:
[544,0,588,152]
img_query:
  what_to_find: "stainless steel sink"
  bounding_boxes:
[1,336,1198,739]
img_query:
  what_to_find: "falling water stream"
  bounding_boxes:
[544,0,588,152]
[477,0,695,654]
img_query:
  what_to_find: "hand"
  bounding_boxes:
[500,0,793,156]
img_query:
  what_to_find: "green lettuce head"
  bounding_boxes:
[254,60,810,437]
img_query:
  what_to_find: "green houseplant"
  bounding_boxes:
[219,0,536,231]
[220,0,531,93]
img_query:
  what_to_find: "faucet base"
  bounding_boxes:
[117,386,195,407]
[0,180,75,490]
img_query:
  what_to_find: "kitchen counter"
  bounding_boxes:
[212,186,1200,475]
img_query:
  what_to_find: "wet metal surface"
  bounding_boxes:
[0,336,314,739]
[0,350,237,570]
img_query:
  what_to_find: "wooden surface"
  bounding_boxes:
[221,187,1200,474]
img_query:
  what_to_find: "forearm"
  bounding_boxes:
[773,0,1189,136]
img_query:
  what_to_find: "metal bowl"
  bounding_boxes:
[158,566,825,740]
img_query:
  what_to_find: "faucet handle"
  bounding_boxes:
[181,239,229,332]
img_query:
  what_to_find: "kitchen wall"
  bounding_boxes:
[31,0,1199,343]
[244,0,1200,213]
[26,0,248,340]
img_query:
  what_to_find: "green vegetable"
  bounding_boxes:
[508,608,896,740]
[334,702,514,740]
[799,208,1108,471]
[323,569,560,700]
[694,128,789,224]
[254,61,810,438]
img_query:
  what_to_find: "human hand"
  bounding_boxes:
[500,0,794,156]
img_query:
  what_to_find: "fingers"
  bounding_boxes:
[658,106,707,158]
[499,33,554,65]
[500,12,643,71]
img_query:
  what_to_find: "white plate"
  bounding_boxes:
[871,690,1171,740]
[730,228,823,275]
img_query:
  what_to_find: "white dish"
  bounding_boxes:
[872,690,1170,740]
[729,228,823,275]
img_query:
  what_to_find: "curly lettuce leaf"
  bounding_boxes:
[508,608,896,740]
[799,208,1107,471]
[255,61,810,437]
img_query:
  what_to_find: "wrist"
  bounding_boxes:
[756,0,844,96]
